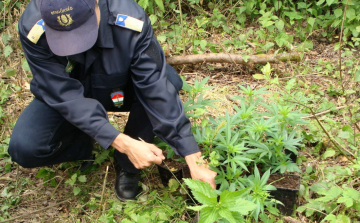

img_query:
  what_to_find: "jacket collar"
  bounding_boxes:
[96,0,113,48]
[67,0,112,72]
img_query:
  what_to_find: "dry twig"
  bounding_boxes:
[284,216,302,223]
[0,177,15,181]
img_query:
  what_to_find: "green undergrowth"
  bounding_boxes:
[138,0,360,56]
[1,0,360,222]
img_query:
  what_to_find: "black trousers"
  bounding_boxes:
[8,64,182,174]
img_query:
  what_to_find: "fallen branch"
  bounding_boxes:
[166,52,301,65]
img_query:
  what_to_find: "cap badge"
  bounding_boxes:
[57,14,73,26]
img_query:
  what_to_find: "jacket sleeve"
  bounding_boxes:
[18,30,120,150]
[130,17,200,157]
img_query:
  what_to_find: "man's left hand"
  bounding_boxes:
[185,152,217,189]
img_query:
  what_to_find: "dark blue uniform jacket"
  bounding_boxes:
[18,0,200,157]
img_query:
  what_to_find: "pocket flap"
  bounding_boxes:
[91,74,127,89]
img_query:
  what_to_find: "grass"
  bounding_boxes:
[1,1,360,222]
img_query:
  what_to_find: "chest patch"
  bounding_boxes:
[115,14,143,32]
[111,90,124,108]
[27,19,45,44]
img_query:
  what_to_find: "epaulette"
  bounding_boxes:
[115,14,143,32]
[27,19,45,44]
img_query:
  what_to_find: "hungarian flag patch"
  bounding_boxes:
[111,91,124,108]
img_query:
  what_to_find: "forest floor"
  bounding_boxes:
[0,4,357,223]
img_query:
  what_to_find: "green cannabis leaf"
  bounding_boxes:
[184,179,256,223]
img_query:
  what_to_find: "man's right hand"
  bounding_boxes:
[111,134,165,169]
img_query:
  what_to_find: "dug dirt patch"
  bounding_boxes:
[267,174,300,190]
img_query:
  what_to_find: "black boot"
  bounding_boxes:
[114,161,142,201]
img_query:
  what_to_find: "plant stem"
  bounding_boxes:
[97,165,109,221]
[178,0,186,55]
[301,106,346,119]
[15,164,19,193]
[338,0,349,95]
[337,0,360,133]
[287,100,355,164]
[303,206,327,215]
[51,178,64,199]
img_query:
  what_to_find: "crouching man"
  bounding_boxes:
[8,0,216,201]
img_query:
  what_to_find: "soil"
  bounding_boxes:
[182,165,191,179]
[268,174,300,215]
[158,155,187,172]
[157,155,188,186]
[267,174,300,190]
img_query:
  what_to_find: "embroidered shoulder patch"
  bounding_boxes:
[27,19,45,44]
[115,14,143,32]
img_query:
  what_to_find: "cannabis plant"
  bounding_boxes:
[237,167,279,220]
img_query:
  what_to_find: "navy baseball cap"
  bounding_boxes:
[37,0,98,56]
